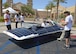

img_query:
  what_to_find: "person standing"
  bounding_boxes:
[63,11,73,49]
[20,13,24,27]
[4,10,11,30]
[14,13,20,28]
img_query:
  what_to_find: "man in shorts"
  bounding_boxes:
[63,11,73,49]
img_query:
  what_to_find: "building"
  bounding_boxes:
[66,6,75,13]
[6,0,33,12]
[13,2,25,10]
[36,9,51,18]
[6,0,33,8]
[36,5,66,18]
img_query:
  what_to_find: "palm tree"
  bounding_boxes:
[45,1,55,19]
[21,5,35,17]
[45,5,50,18]
[3,2,9,8]
[53,0,66,21]
[48,2,55,19]
[0,0,2,16]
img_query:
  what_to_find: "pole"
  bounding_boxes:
[74,2,76,24]
[0,0,2,16]
[56,0,59,22]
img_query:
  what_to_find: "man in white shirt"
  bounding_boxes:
[4,10,11,30]
[63,11,73,49]
[20,13,24,27]
[14,13,20,28]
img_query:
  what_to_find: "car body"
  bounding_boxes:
[3,21,63,40]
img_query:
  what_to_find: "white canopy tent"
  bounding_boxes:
[3,7,17,13]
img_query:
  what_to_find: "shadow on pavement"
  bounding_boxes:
[70,39,76,48]
[71,44,76,48]
[9,34,59,49]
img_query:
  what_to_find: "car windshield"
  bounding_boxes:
[22,21,57,28]
[22,22,39,28]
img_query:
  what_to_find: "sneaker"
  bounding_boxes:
[63,46,70,49]
[57,38,62,41]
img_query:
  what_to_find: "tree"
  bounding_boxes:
[45,5,50,18]
[0,0,2,16]
[21,5,35,17]
[45,1,55,19]
[3,2,9,8]
[48,1,55,19]
[53,0,66,21]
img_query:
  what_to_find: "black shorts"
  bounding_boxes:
[64,30,71,38]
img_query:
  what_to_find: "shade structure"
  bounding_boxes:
[3,7,17,13]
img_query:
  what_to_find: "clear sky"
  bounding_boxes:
[3,0,76,9]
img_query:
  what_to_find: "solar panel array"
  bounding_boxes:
[8,28,33,37]
[36,28,48,35]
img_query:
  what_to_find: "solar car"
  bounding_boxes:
[3,20,63,40]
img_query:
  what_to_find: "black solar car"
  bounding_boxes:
[3,21,63,40]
